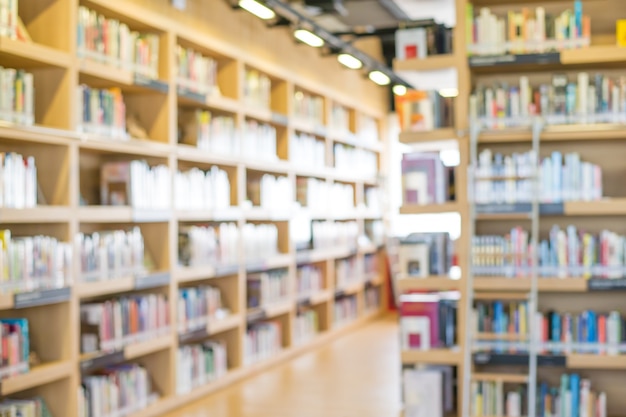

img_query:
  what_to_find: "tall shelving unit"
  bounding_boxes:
[0,1,389,416]
[395,0,626,416]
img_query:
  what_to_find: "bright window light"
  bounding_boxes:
[393,85,407,96]
[337,53,363,69]
[439,88,459,98]
[368,70,391,86]
[239,0,275,20]
[294,29,324,47]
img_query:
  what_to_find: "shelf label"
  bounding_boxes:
[215,264,239,277]
[246,309,267,323]
[469,52,560,67]
[271,113,289,126]
[335,289,346,298]
[476,203,532,214]
[134,272,170,290]
[133,74,169,93]
[176,86,206,104]
[472,352,565,366]
[132,209,171,223]
[588,278,626,291]
[246,261,267,273]
[314,126,327,137]
[296,297,312,307]
[296,251,313,265]
[539,203,564,215]
[14,287,71,309]
[81,350,126,373]
[178,327,209,344]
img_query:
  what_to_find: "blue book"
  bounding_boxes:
[570,373,580,417]
[539,382,548,417]
[494,301,503,334]
[588,310,597,347]
[560,374,569,415]
[551,313,561,343]
[1,319,30,366]
[574,0,583,37]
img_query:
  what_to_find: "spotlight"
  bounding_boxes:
[337,53,363,69]
[239,0,275,20]
[393,85,407,96]
[369,70,390,86]
[294,29,324,47]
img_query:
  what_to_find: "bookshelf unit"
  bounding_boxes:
[0,0,388,416]
[395,0,626,416]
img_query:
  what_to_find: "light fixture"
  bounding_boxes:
[294,29,324,47]
[368,70,390,86]
[439,88,459,98]
[393,85,407,96]
[337,53,363,69]
[239,0,276,20]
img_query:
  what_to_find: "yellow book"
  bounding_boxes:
[618,20,626,47]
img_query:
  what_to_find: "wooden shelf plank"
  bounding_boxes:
[124,334,172,360]
[561,45,626,66]
[78,59,134,86]
[336,281,364,296]
[78,135,172,158]
[393,54,460,72]
[1,361,72,395]
[479,125,626,144]
[0,37,70,68]
[175,264,240,283]
[246,254,293,272]
[564,199,626,216]
[76,277,135,298]
[399,128,458,144]
[567,354,626,370]
[397,277,462,292]
[401,349,462,365]
[208,314,242,335]
[78,206,172,223]
[176,145,240,166]
[400,202,462,214]
[476,332,528,341]
[0,207,71,223]
[175,208,242,222]
[472,373,528,383]
[474,277,588,292]
[176,88,240,114]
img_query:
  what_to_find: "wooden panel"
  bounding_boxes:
[393,55,460,72]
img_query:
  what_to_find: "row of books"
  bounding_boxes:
[243,69,271,110]
[364,286,381,312]
[247,174,294,212]
[79,364,158,417]
[330,104,350,135]
[77,6,160,79]
[77,228,145,283]
[336,256,359,290]
[178,224,239,268]
[364,187,382,214]
[241,120,277,163]
[398,232,455,277]
[0,318,29,380]
[0,67,34,126]
[359,115,379,146]
[0,397,52,417]
[290,133,326,169]
[0,0,18,39]
[178,111,238,156]
[466,3,590,57]
[333,144,378,179]
[174,166,231,211]
[77,85,127,140]
[474,150,602,204]
[400,292,458,350]
[293,90,324,127]
[177,285,229,334]
[241,223,279,263]
[311,220,358,249]
[395,24,454,60]
[80,294,170,353]
[293,310,318,345]
[0,231,72,293]
[176,44,219,96]
[296,265,324,297]
[402,152,455,206]
[472,225,626,279]
[334,295,358,327]
[471,374,607,417]
[244,321,282,366]
[176,341,227,395]
[330,182,356,213]
[247,269,289,309]
[0,152,37,209]
[395,90,455,132]
[100,160,171,209]
[471,74,626,126]
[403,366,455,416]
[296,177,328,214]
[365,219,385,248]
[364,253,380,278]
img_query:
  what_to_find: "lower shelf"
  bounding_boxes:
[1,360,73,395]
[401,349,463,365]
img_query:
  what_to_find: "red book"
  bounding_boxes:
[404,45,418,59]
[400,293,441,349]
[598,315,606,346]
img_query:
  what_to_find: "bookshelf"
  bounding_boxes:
[0,0,388,416]
[395,0,626,416]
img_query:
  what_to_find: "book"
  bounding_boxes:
[312,220,358,250]
[246,269,289,309]
[242,223,279,262]
[0,153,37,209]
[293,89,324,127]
[296,265,324,297]
[618,20,626,47]
[335,256,359,290]
[293,309,318,345]
[290,132,326,169]
[395,90,454,132]
[178,285,230,334]
[402,152,453,206]
[176,44,219,96]
[0,318,29,379]
[334,294,358,326]
[403,368,443,417]
[176,341,227,394]
[76,85,127,139]
[400,292,457,350]
[178,223,239,268]
[244,320,282,365]
[100,160,171,209]
[174,166,231,211]
[400,232,454,276]
[333,143,378,178]
[243,68,271,110]
[0,67,34,126]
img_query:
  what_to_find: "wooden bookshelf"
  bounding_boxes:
[393,54,460,72]
[397,277,463,292]
[0,0,389,415]
[471,373,528,383]
[401,349,463,365]
[400,202,463,214]
[399,128,459,144]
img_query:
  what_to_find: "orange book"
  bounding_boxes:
[598,315,606,345]
[130,300,138,335]
[583,16,592,40]
[522,8,529,41]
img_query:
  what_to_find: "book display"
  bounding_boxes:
[394,0,626,415]
[0,0,387,415]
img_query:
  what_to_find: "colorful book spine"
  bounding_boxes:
[77,6,160,78]
[176,44,219,96]
[100,160,171,209]
[293,90,324,126]
[77,85,127,139]
[243,68,271,110]
[334,294,358,326]
[246,269,289,309]
[293,310,318,345]
[0,152,37,209]
[0,67,34,126]
[0,0,18,39]
[241,120,277,162]
[174,166,231,211]
[178,223,239,268]
[0,318,29,380]
[0,397,52,417]
[401,151,454,206]
[178,285,228,334]
[0,231,72,292]
[76,227,145,282]
[176,341,227,394]
[244,320,282,365]
[290,132,326,168]
[241,223,279,262]
[296,265,324,297]
[80,294,170,353]
[80,364,157,417]
[312,220,358,249]
[394,90,455,132]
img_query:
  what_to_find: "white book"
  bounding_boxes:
[578,72,589,116]
[400,316,431,350]
[403,369,443,417]
[520,76,530,118]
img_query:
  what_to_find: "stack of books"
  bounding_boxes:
[178,285,229,334]
[395,90,454,132]
[400,292,457,350]
[174,166,231,211]
[0,397,52,417]
[293,310,318,345]
[0,318,30,380]
[290,133,326,168]
[241,120,277,162]
[243,69,271,110]
[293,90,324,127]
[178,111,239,156]
[0,153,37,208]
[297,265,324,298]
[77,85,127,139]
[100,160,171,209]
[244,321,282,365]
[395,24,454,59]
[312,221,358,249]
[242,223,279,262]
[0,67,34,126]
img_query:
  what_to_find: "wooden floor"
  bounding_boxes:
[165,316,402,417]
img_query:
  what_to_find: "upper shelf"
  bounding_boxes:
[478,124,626,143]
[393,54,460,72]
[399,128,459,144]
[400,202,464,215]
[0,37,70,69]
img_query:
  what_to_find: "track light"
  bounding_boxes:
[337,53,363,69]
[439,88,459,98]
[239,0,276,20]
[368,70,390,86]
[393,85,407,96]
[294,29,324,47]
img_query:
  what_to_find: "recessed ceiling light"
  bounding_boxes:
[239,0,276,20]
[368,70,391,86]
[294,29,324,48]
[337,53,363,69]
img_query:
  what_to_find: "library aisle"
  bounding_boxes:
[164,316,401,417]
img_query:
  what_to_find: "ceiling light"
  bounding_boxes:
[239,0,275,20]
[294,29,324,47]
[369,70,390,86]
[337,53,363,69]
[393,85,407,96]
[439,88,459,98]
